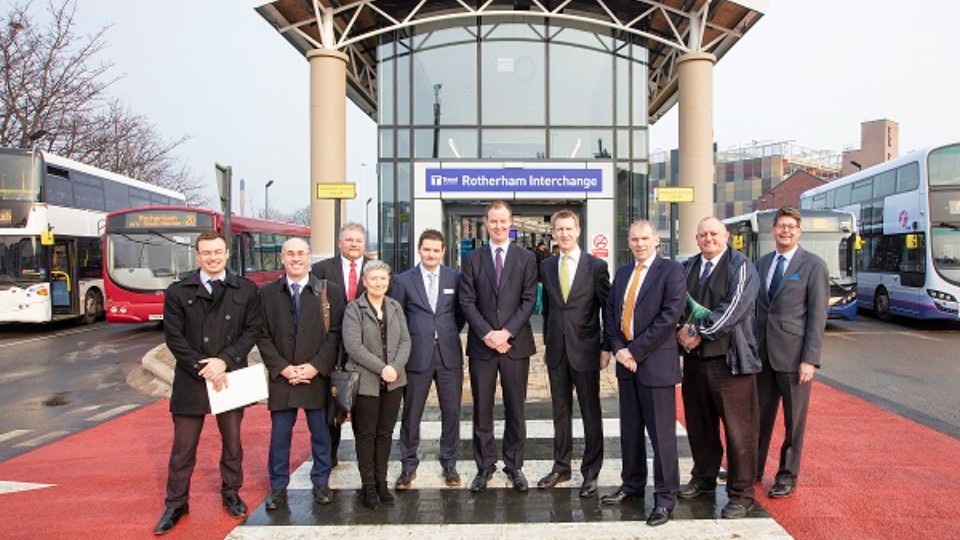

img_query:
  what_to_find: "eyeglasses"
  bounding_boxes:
[774,224,799,231]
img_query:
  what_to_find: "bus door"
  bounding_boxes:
[49,239,78,314]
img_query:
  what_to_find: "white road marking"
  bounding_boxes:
[85,404,139,422]
[0,481,55,495]
[13,430,71,448]
[0,430,32,444]
[0,324,106,347]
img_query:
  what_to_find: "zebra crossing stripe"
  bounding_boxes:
[13,430,71,448]
[0,430,32,444]
[337,419,688,441]
[85,404,139,422]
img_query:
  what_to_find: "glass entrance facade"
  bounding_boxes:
[377,17,650,270]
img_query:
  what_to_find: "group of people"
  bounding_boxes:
[153,201,827,535]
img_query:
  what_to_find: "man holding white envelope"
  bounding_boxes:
[258,238,346,510]
[154,230,263,535]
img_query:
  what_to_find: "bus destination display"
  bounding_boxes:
[122,211,213,230]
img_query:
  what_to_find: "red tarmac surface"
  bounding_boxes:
[1,381,959,539]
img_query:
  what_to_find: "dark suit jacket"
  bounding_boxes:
[540,252,610,371]
[163,270,262,415]
[756,246,829,372]
[604,256,686,387]
[390,265,465,372]
[257,275,346,410]
[311,255,369,300]
[459,244,538,359]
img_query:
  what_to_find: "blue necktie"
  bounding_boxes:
[291,283,302,331]
[428,272,438,313]
[768,255,786,300]
[698,261,713,290]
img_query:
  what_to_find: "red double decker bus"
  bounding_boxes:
[103,206,309,323]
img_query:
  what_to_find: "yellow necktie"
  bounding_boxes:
[560,255,571,302]
[620,263,645,341]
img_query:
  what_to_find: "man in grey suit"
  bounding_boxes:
[755,206,828,498]
[536,210,610,499]
[390,229,466,489]
[460,200,539,493]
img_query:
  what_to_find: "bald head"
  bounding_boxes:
[696,216,729,260]
[281,237,312,281]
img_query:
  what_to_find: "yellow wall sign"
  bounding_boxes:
[315,183,357,200]
[655,187,695,203]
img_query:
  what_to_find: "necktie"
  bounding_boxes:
[559,255,571,302]
[208,279,223,304]
[348,260,358,301]
[620,263,645,341]
[698,261,713,290]
[768,254,786,300]
[290,282,302,330]
[495,247,503,287]
[427,272,438,313]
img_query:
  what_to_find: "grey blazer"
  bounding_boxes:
[755,246,829,372]
[342,293,411,397]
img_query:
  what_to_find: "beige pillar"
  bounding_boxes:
[676,52,716,256]
[307,49,349,260]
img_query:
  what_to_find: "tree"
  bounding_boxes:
[1,0,208,205]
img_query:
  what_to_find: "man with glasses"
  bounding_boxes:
[259,238,347,510]
[154,231,262,535]
[755,207,828,498]
[676,217,761,520]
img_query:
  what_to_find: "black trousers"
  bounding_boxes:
[469,353,530,473]
[164,409,243,510]
[757,365,812,485]
[681,356,758,505]
[546,350,603,480]
[399,343,463,472]
[619,377,679,509]
[352,387,403,486]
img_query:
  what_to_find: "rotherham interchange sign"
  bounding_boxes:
[425,168,602,193]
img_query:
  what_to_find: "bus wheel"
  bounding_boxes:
[82,289,104,325]
[874,288,892,322]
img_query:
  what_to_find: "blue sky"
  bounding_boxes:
[66,0,960,224]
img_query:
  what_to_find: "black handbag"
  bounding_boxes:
[321,280,358,414]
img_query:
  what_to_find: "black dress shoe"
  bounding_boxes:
[579,479,598,498]
[600,487,640,505]
[395,470,416,490]
[360,484,380,509]
[768,482,795,498]
[442,467,462,487]
[721,501,753,519]
[504,468,528,492]
[536,471,571,489]
[265,489,287,511]
[678,479,715,499]
[469,470,494,493]
[376,481,395,505]
[646,506,672,527]
[222,494,247,518]
[153,505,188,535]
[313,484,333,505]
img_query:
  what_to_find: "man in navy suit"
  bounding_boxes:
[459,200,539,493]
[536,210,610,499]
[310,222,370,467]
[600,220,686,527]
[390,229,466,489]
[755,207,828,498]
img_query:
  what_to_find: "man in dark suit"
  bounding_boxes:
[390,229,466,489]
[310,222,370,466]
[459,200,538,493]
[153,231,262,535]
[536,210,610,499]
[755,207,828,498]
[259,238,346,510]
[599,220,686,527]
[677,216,761,520]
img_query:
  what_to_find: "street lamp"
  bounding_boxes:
[365,197,373,248]
[264,180,275,220]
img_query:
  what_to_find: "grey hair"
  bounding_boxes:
[339,222,366,238]
[362,259,391,277]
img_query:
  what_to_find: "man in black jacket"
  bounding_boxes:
[153,231,262,535]
[310,222,369,466]
[259,238,346,510]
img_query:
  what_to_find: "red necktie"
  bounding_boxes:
[348,260,358,301]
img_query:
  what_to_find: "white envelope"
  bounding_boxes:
[206,364,269,415]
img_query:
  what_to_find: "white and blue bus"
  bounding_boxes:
[723,209,859,320]
[800,142,960,321]
[0,147,185,323]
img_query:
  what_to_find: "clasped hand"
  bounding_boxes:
[281,363,319,385]
[614,348,637,373]
[677,324,701,351]
[199,357,229,392]
[484,329,512,354]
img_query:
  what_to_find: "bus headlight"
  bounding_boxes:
[927,289,957,302]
